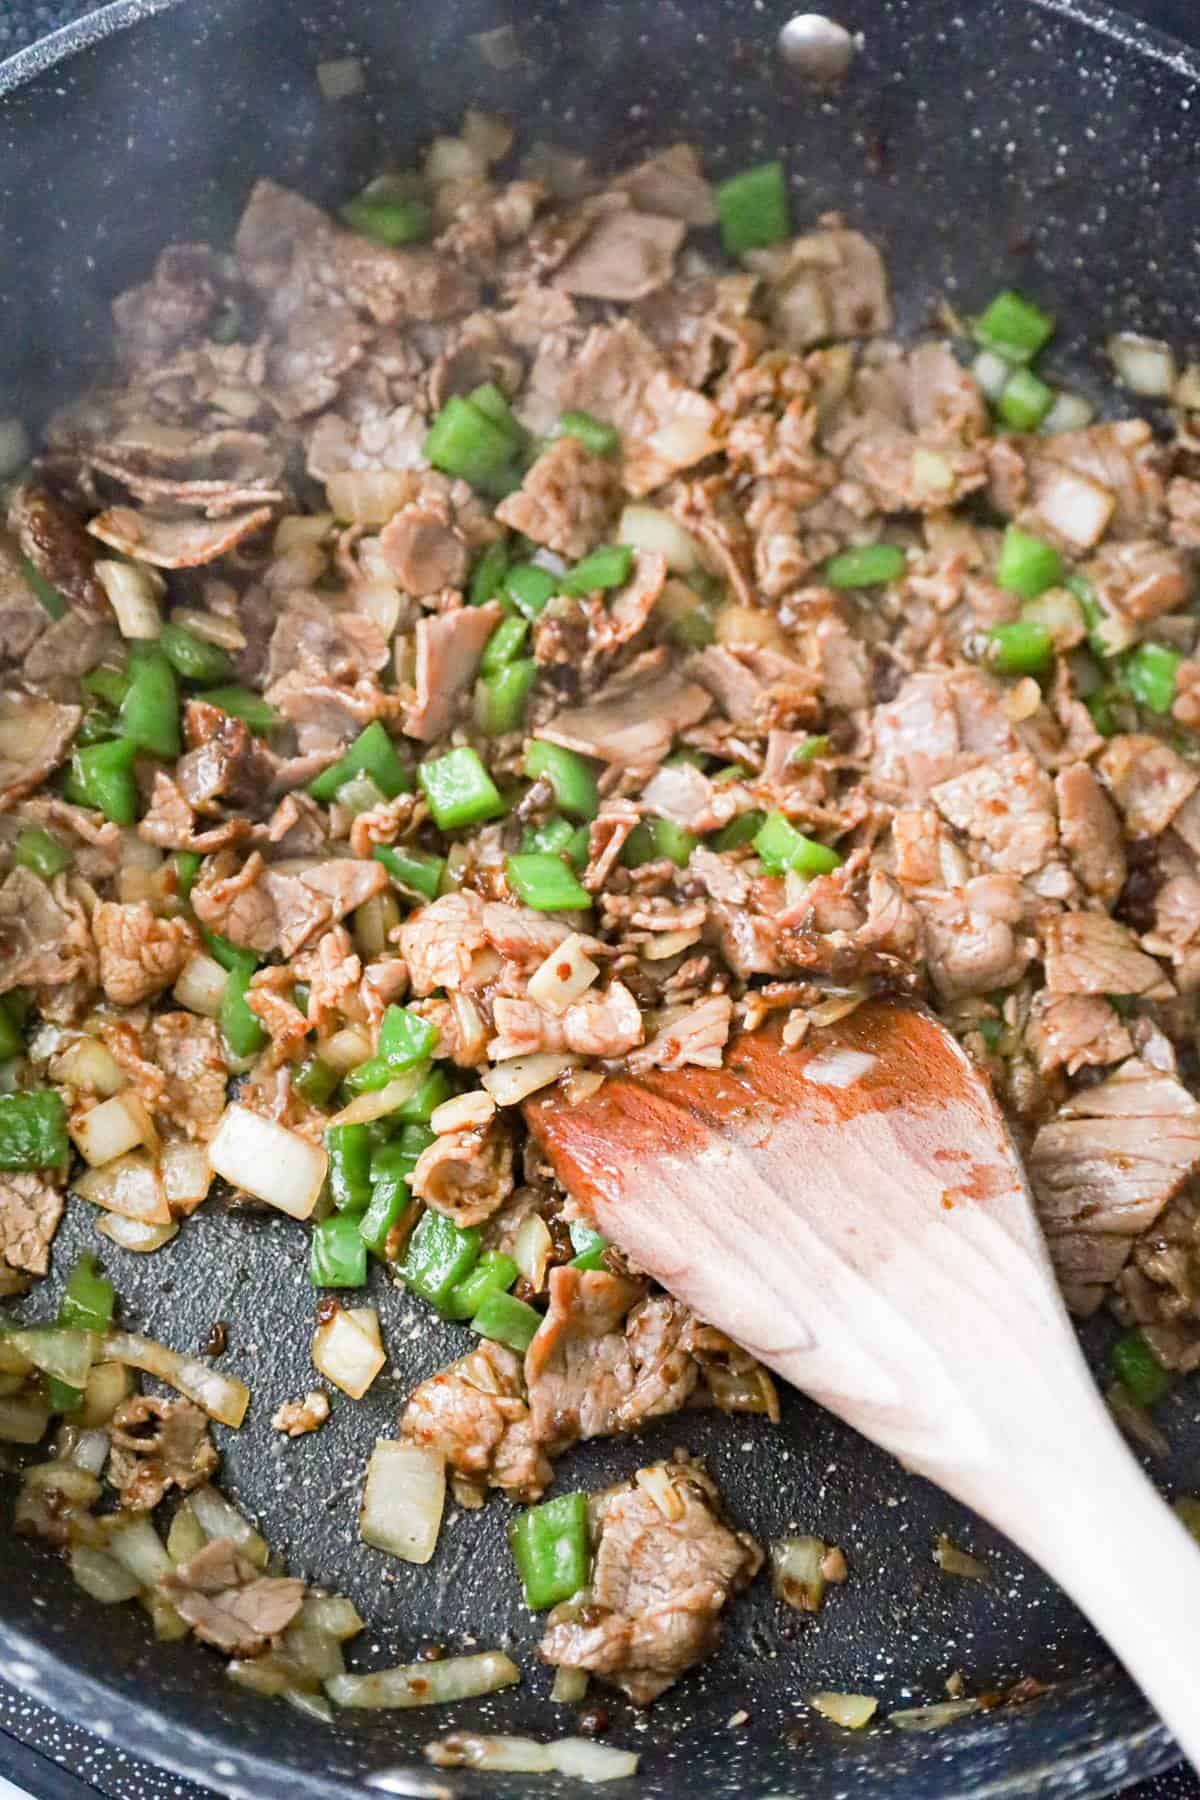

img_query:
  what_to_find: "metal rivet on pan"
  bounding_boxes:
[778,13,859,84]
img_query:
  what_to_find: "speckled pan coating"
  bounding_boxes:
[1,3,1199,1798]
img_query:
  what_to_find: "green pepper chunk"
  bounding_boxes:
[754,811,842,878]
[170,849,202,902]
[394,1067,453,1125]
[76,707,118,746]
[293,1056,340,1108]
[481,614,530,675]
[0,1091,69,1171]
[469,539,510,607]
[443,1251,520,1322]
[401,1210,481,1311]
[309,721,410,803]
[972,289,1055,365]
[159,622,234,685]
[520,815,589,867]
[195,687,281,733]
[20,556,65,619]
[711,810,765,853]
[47,1254,116,1413]
[524,740,600,821]
[568,1221,610,1272]
[378,1005,440,1072]
[622,816,698,870]
[716,160,789,257]
[14,826,72,881]
[986,619,1054,677]
[326,1124,374,1213]
[417,747,505,830]
[0,998,24,1062]
[467,382,526,447]
[505,852,592,912]
[556,410,619,457]
[477,658,537,735]
[358,1146,414,1259]
[340,193,431,244]
[374,843,446,903]
[310,1214,369,1288]
[561,545,634,598]
[504,563,559,621]
[1121,641,1183,715]
[1111,1329,1172,1408]
[995,525,1063,600]
[118,644,181,758]
[201,931,266,1058]
[424,396,522,496]
[64,739,139,826]
[81,665,130,710]
[823,544,906,589]
[509,1492,591,1610]
[997,367,1055,431]
[472,1289,542,1355]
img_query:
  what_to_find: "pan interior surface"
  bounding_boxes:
[1,0,1198,1794]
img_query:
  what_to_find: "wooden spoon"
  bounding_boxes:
[526,999,1200,1765]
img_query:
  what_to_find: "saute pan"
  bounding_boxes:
[1,1,1199,1794]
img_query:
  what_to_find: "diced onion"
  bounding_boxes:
[77,1360,133,1429]
[75,1151,171,1224]
[312,1307,386,1401]
[166,1499,208,1566]
[171,607,246,652]
[321,1025,375,1074]
[563,1067,606,1106]
[189,1483,270,1567]
[970,350,1010,401]
[208,1103,328,1219]
[1040,390,1096,434]
[304,1594,365,1641]
[97,1214,179,1254]
[142,1591,190,1642]
[21,1459,101,1505]
[1034,465,1114,551]
[482,1051,577,1106]
[105,1514,173,1586]
[617,504,699,574]
[1021,585,1085,651]
[0,1337,32,1377]
[429,1090,495,1135]
[512,1213,553,1291]
[160,1139,212,1215]
[715,603,787,650]
[329,1070,424,1127]
[316,56,364,100]
[635,1464,685,1522]
[644,413,721,471]
[449,993,487,1065]
[462,108,514,164]
[350,582,399,643]
[328,1649,519,1710]
[548,1741,640,1783]
[934,1533,990,1580]
[889,1699,983,1733]
[104,1330,250,1429]
[360,1441,446,1565]
[65,1428,111,1477]
[801,1049,877,1090]
[4,1327,97,1387]
[1174,363,1200,411]
[52,1036,128,1097]
[770,1535,833,1612]
[0,1393,51,1444]
[640,927,701,961]
[0,415,31,479]
[910,446,955,501]
[1107,331,1178,398]
[95,560,164,639]
[71,1093,150,1168]
[528,933,600,1014]
[424,135,487,186]
[473,24,521,70]
[70,1545,142,1604]
[422,1733,638,1782]
[325,470,412,526]
[550,1666,589,1704]
[174,951,229,1018]
[347,1305,382,1347]
[810,1692,878,1729]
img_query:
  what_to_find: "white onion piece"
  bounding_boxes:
[770,1535,832,1612]
[95,560,164,639]
[1034,465,1114,551]
[617,504,699,574]
[810,1691,878,1729]
[425,135,487,185]
[171,607,246,652]
[429,1090,495,1135]
[312,1308,386,1401]
[21,1460,101,1504]
[77,1360,133,1429]
[321,1025,375,1074]
[304,1594,365,1641]
[715,602,787,650]
[563,1067,606,1106]
[0,1394,51,1444]
[208,1103,327,1219]
[360,1441,446,1564]
[934,1533,990,1580]
[422,1733,638,1782]
[0,1336,31,1377]
[635,1464,684,1521]
[802,1049,876,1089]
[328,1649,519,1709]
[105,1515,173,1586]
[1175,363,1200,411]
[473,24,521,70]
[1040,390,1096,434]
[4,1328,97,1387]
[166,1499,208,1566]
[97,1214,179,1254]
[160,1140,212,1215]
[75,1151,171,1224]
[64,1428,110,1476]
[548,1740,640,1783]
[1021,585,1085,650]
[316,56,364,100]
[70,1545,142,1605]
[104,1330,250,1428]
[969,350,1010,401]
[173,951,228,1018]
[1107,331,1178,398]
[325,470,412,526]
[0,415,31,479]
[189,1483,269,1567]
[889,1699,983,1733]
[355,580,403,641]
[330,1070,424,1127]
[347,1305,383,1348]
[527,932,600,1015]
[462,108,514,164]
[513,1213,553,1291]
[550,1666,589,1704]
[71,1093,149,1168]
[52,1036,128,1097]
[482,1051,577,1106]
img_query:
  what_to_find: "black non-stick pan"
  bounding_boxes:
[2,1,1199,1794]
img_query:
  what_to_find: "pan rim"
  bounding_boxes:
[0,0,1194,1794]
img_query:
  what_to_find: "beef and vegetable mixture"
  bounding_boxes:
[4,115,1200,1743]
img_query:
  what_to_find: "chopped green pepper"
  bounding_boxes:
[823,544,906,589]
[0,998,24,1062]
[309,721,409,803]
[561,544,634,597]
[81,665,130,710]
[20,556,65,619]
[504,563,559,620]
[358,1145,415,1259]
[159,622,233,685]
[568,1220,610,1272]
[394,1068,453,1125]
[378,1005,440,1072]
[341,193,431,244]
[480,614,530,675]
[0,1091,69,1171]
[467,382,526,447]
[995,525,1063,600]
[972,289,1055,365]
[310,1214,369,1288]
[1085,688,1120,736]
[443,1251,520,1322]
[509,1491,590,1610]
[1111,1329,1172,1408]
[48,1254,115,1413]
[201,931,266,1059]
[469,539,511,607]
[520,815,590,867]
[1121,641,1183,715]
[716,161,789,257]
[524,741,600,821]
[293,1056,340,1108]
[754,812,842,878]
[622,817,698,870]
[998,367,1054,431]
[472,1289,542,1354]
[712,810,766,853]
[374,843,446,903]
[986,619,1054,677]
[418,747,505,830]
[196,687,282,733]
[506,852,592,912]
[76,706,118,746]
[556,410,619,457]
[64,739,139,826]
[326,1124,374,1213]
[13,826,72,881]
[477,658,537,735]
[118,644,181,759]
[170,849,202,902]
[401,1209,481,1311]
[424,395,521,496]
